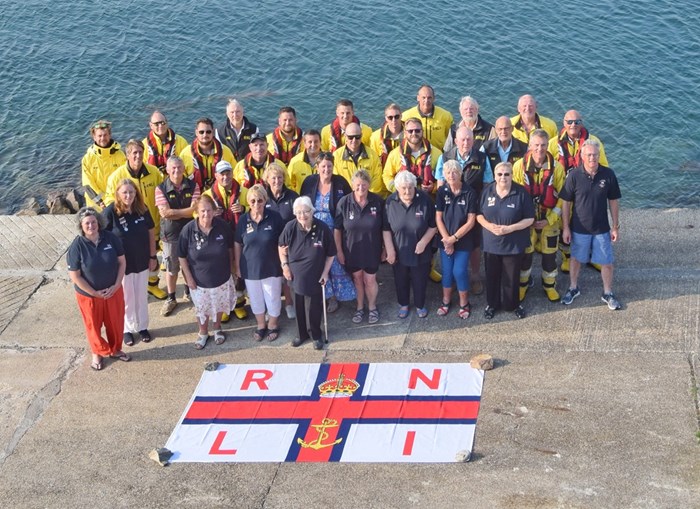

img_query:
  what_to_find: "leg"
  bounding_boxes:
[519,228,536,302]
[601,264,614,294]
[308,292,324,341]
[262,277,282,340]
[541,223,561,302]
[122,272,138,333]
[104,287,126,355]
[452,250,471,307]
[351,270,366,311]
[76,293,113,357]
[364,272,379,310]
[411,262,430,310]
[440,249,455,307]
[483,252,503,310]
[134,269,150,332]
[392,263,411,308]
[501,253,524,312]
[294,292,309,341]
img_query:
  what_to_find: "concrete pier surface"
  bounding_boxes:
[0,209,698,508]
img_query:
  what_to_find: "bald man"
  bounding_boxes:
[510,94,558,143]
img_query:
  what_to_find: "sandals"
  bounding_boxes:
[253,328,268,342]
[398,306,409,319]
[416,307,429,319]
[214,330,226,345]
[267,328,280,342]
[194,334,209,350]
[368,309,380,324]
[110,351,131,362]
[352,309,365,324]
[139,330,152,343]
[436,302,450,316]
[123,332,135,347]
[326,297,340,313]
[90,356,102,371]
[458,303,471,320]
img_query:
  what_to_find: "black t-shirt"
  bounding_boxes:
[278,218,337,296]
[559,165,622,235]
[234,210,285,280]
[479,182,535,255]
[103,204,154,275]
[178,217,233,288]
[265,186,299,223]
[383,189,437,266]
[66,230,125,297]
[435,184,478,252]
[334,192,385,269]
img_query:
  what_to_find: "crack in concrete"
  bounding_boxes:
[688,353,700,433]
[260,462,282,509]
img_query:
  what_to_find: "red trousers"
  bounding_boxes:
[75,288,125,356]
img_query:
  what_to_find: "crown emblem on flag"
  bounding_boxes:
[318,373,360,398]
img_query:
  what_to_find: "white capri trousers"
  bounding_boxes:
[122,269,149,333]
[245,277,283,317]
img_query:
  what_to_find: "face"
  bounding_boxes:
[197,201,214,225]
[127,146,144,169]
[495,118,513,142]
[91,128,111,148]
[215,170,232,189]
[397,183,416,204]
[294,207,313,225]
[117,184,136,208]
[336,105,354,127]
[455,130,473,155]
[227,103,243,125]
[196,122,214,145]
[353,178,369,196]
[564,111,583,138]
[267,171,284,191]
[417,86,434,114]
[81,215,99,236]
[248,193,266,210]
[279,112,297,134]
[529,135,549,163]
[317,159,333,180]
[581,145,600,171]
[249,139,268,161]
[445,167,461,185]
[459,100,478,122]
[166,160,185,182]
[304,134,321,154]
[345,125,362,151]
[385,108,402,130]
[518,95,537,118]
[495,167,512,185]
[405,121,423,145]
[149,113,168,137]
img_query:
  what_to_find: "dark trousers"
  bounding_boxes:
[294,292,323,341]
[484,252,523,311]
[392,261,430,309]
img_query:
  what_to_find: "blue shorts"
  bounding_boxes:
[571,232,614,265]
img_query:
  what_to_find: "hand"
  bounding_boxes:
[213,208,223,216]
[562,227,571,244]
[231,203,243,214]
[386,251,396,265]
[611,228,619,242]
[187,280,197,291]
[534,219,548,229]
[149,258,158,272]
[444,245,454,256]
[319,272,329,285]
[283,265,293,281]
[441,235,455,248]
[235,267,242,279]
[415,240,426,255]
[336,251,346,266]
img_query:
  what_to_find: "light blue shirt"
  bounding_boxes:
[435,150,493,182]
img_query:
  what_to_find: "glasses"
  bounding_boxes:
[198,129,213,135]
[91,121,111,129]
[406,129,422,134]
[386,114,401,121]
[565,119,582,126]
[151,120,167,126]
[249,198,264,204]
[496,173,512,177]
[346,134,361,140]
[318,151,334,160]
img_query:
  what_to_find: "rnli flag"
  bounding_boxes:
[165,362,483,463]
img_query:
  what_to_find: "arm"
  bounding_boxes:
[609,199,620,242]
[229,246,236,278]
[148,228,158,272]
[68,270,98,297]
[101,255,126,299]
[382,230,396,265]
[278,245,293,281]
[234,242,243,279]
[179,257,197,290]
[415,226,437,255]
[561,200,572,244]
[320,255,334,285]
[333,228,345,266]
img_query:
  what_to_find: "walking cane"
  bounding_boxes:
[321,279,329,344]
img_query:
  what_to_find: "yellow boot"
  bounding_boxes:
[429,257,442,283]
[560,254,570,274]
[519,272,533,302]
[233,296,248,320]
[588,262,602,272]
[147,277,167,300]
[542,270,560,302]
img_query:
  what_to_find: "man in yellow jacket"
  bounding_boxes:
[370,103,404,168]
[287,130,322,193]
[510,94,558,143]
[333,123,385,196]
[81,119,126,210]
[233,133,288,188]
[142,111,188,175]
[267,106,304,165]
[104,139,167,300]
[180,117,237,191]
[321,99,373,152]
[402,85,453,150]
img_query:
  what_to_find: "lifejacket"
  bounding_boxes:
[557,126,589,173]
[442,147,486,196]
[211,181,242,228]
[379,123,403,166]
[270,127,303,164]
[191,138,223,191]
[241,153,275,188]
[521,152,558,211]
[146,129,177,172]
[330,115,360,152]
[399,139,433,187]
[158,178,196,242]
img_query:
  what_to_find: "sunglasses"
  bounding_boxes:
[496,173,512,177]
[406,129,422,134]
[386,114,401,121]
[318,151,334,159]
[346,134,361,140]
[91,121,111,129]
[249,198,264,204]
[565,119,583,126]
[151,120,167,126]
[198,129,213,134]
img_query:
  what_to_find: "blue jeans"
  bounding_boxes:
[440,249,470,292]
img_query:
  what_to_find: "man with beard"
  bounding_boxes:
[81,119,126,210]
[142,111,188,175]
[180,117,237,191]
[443,96,495,152]
[233,133,287,188]
[267,106,303,165]
[370,103,404,167]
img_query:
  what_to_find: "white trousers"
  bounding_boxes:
[245,277,283,317]
[122,269,149,333]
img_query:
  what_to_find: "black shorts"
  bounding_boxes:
[345,264,379,275]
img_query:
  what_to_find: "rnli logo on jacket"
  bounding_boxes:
[487,197,496,207]
[599,180,606,189]
[165,363,483,463]
[370,206,377,216]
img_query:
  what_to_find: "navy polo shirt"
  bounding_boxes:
[178,217,233,288]
[67,230,125,297]
[334,192,385,270]
[234,210,285,280]
[383,189,437,266]
[435,184,478,252]
[265,186,299,223]
[103,204,154,275]
[559,165,622,235]
[479,182,535,255]
[279,218,337,296]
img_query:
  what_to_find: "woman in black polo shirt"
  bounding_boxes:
[334,169,385,324]
[178,194,237,349]
[383,170,437,319]
[278,196,336,350]
[435,160,478,319]
[235,185,286,342]
[104,179,158,346]
[477,162,535,320]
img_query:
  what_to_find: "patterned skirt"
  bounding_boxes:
[190,276,237,323]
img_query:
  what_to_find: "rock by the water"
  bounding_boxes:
[65,188,84,213]
[16,197,42,215]
[46,191,72,214]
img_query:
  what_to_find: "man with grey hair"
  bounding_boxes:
[511,94,558,143]
[216,98,259,160]
[443,96,496,153]
[481,116,529,170]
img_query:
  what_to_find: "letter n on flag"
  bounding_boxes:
[165,363,483,463]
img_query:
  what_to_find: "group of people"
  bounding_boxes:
[71,85,622,369]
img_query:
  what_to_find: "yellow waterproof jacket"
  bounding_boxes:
[142,133,189,170]
[233,156,288,188]
[512,155,566,225]
[333,144,385,196]
[510,114,558,143]
[81,141,126,210]
[383,144,442,193]
[548,133,608,168]
[370,127,403,167]
[104,162,163,235]
[287,152,315,193]
[179,143,237,188]
[402,105,453,150]
[320,123,373,152]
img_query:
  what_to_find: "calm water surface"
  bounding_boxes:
[1,0,699,212]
